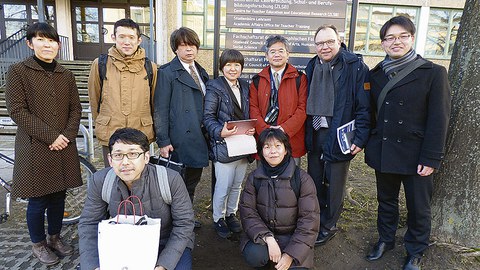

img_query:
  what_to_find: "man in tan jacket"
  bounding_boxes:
[88,18,157,166]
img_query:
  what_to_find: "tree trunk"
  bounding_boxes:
[431,0,480,247]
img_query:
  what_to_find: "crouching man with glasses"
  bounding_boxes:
[79,128,195,270]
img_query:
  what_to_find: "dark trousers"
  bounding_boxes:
[184,167,203,203]
[375,171,433,256]
[307,128,350,232]
[26,190,66,243]
[159,246,192,270]
[242,240,308,270]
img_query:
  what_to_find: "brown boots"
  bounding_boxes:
[32,234,73,265]
[32,240,60,266]
[47,234,74,256]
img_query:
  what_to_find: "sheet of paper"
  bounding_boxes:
[224,134,257,157]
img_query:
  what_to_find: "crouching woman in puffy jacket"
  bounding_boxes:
[239,128,320,270]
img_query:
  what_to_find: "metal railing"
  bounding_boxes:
[0,30,70,87]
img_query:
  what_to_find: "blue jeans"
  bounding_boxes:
[26,190,66,243]
[158,246,192,270]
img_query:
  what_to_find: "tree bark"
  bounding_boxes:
[431,0,480,247]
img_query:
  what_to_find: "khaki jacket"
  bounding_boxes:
[88,46,157,145]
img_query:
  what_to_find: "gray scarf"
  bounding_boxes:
[382,49,417,79]
[306,54,339,117]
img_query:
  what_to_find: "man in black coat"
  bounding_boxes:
[364,16,451,270]
[154,27,209,228]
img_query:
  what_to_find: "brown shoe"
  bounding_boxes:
[47,234,73,256]
[32,240,60,266]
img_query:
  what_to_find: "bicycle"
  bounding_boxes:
[0,127,97,225]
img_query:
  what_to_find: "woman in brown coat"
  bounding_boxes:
[5,23,82,266]
[239,128,320,269]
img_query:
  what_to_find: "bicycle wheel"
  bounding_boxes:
[0,152,14,223]
[62,156,96,225]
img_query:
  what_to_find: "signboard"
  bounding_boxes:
[243,56,311,72]
[226,15,344,31]
[226,33,315,53]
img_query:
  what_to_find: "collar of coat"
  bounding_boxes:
[107,45,146,73]
[370,55,433,87]
[23,56,67,73]
[253,157,297,180]
[258,63,299,82]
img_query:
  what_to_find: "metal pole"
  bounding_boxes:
[347,0,359,52]
[37,0,45,23]
[213,0,221,79]
[149,0,155,61]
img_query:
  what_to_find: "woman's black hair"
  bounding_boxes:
[257,128,292,162]
[379,15,416,40]
[26,22,60,43]
[219,49,244,71]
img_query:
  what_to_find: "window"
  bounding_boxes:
[345,4,419,55]
[424,8,462,58]
[1,2,55,39]
[182,0,217,48]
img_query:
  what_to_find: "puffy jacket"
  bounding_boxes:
[79,164,195,270]
[203,76,250,161]
[88,46,157,146]
[249,64,308,158]
[239,158,320,268]
[305,45,370,162]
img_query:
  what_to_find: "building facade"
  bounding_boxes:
[0,0,466,73]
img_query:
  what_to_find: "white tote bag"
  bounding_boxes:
[98,196,161,270]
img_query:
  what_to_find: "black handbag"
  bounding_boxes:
[149,155,186,179]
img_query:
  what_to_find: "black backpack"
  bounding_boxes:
[253,166,301,199]
[96,54,154,113]
[252,70,303,93]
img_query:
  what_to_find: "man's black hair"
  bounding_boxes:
[257,128,293,162]
[26,22,59,43]
[114,18,141,37]
[379,16,416,41]
[264,35,290,52]
[170,27,200,53]
[108,128,149,153]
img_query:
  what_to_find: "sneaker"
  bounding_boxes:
[214,218,232,238]
[225,213,242,233]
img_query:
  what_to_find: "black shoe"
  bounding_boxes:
[225,213,242,233]
[214,218,232,239]
[194,220,202,229]
[403,254,422,270]
[314,230,338,246]
[365,241,394,261]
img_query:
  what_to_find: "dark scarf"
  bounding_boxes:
[33,55,56,72]
[260,154,291,178]
[306,49,342,117]
[382,49,417,79]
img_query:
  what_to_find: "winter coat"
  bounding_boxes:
[5,57,83,198]
[203,76,250,161]
[154,56,209,168]
[239,158,320,268]
[88,46,158,146]
[249,64,308,158]
[365,56,451,174]
[304,45,370,162]
[79,163,195,270]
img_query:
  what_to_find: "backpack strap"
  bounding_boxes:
[154,165,172,205]
[252,74,260,91]
[97,54,108,113]
[101,168,116,203]
[144,56,154,88]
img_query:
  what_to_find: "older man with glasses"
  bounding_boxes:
[304,25,371,246]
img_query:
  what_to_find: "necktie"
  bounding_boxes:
[189,65,203,94]
[273,72,280,90]
[312,115,322,130]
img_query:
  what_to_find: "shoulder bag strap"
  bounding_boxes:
[376,58,427,119]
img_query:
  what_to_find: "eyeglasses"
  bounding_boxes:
[109,152,145,161]
[315,39,336,48]
[267,49,287,55]
[382,34,412,44]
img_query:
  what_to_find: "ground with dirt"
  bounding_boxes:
[1,142,479,269]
